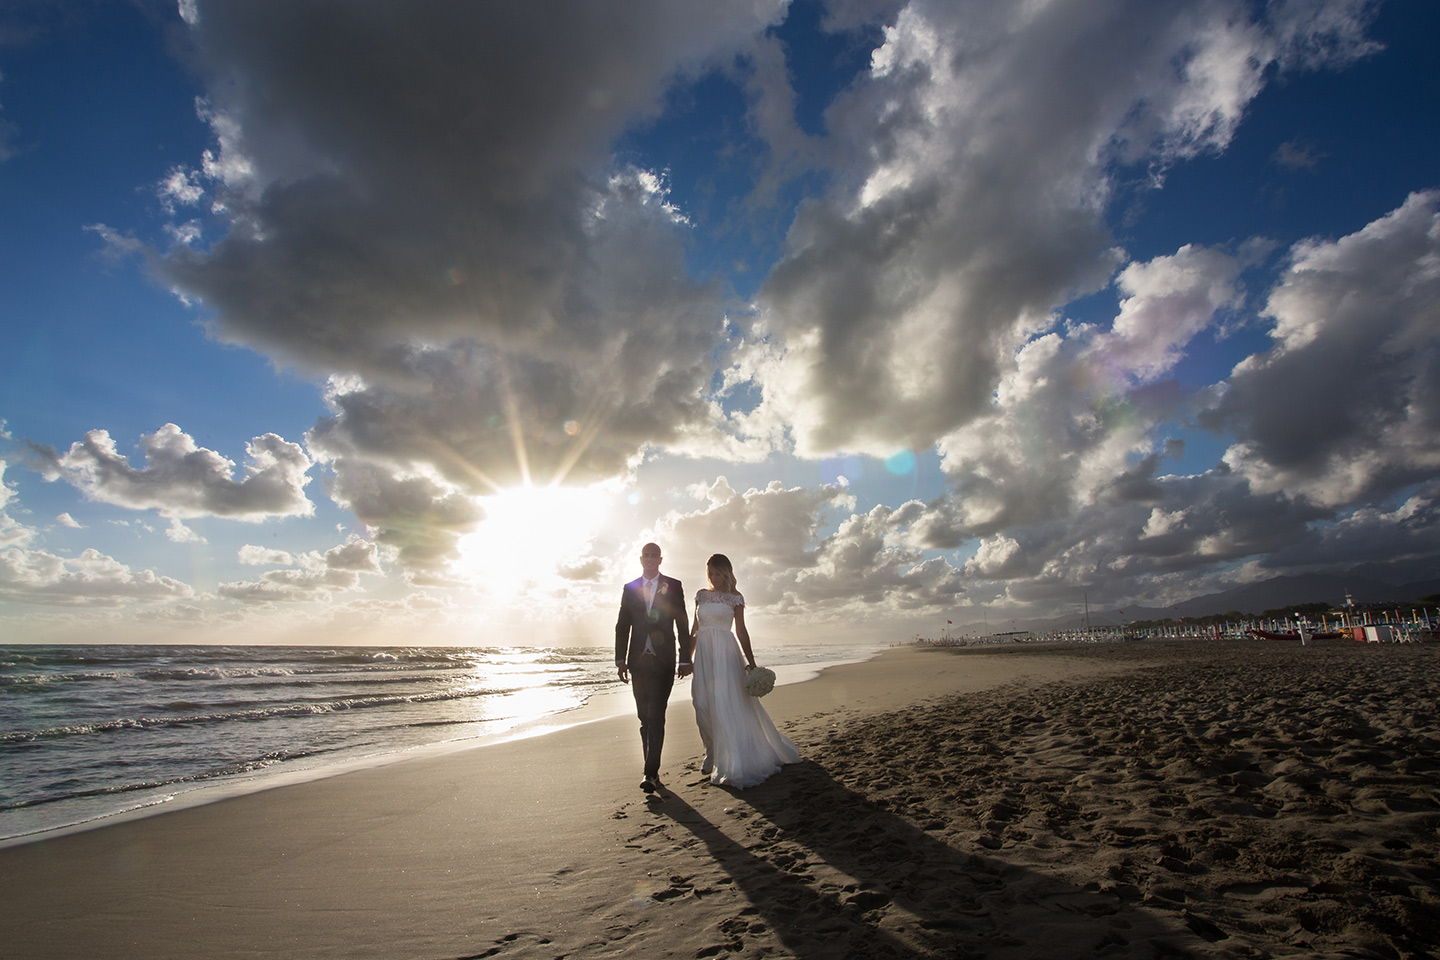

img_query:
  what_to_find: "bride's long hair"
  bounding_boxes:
[706,554,738,594]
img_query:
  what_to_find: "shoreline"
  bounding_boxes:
[0,646,884,849]
[6,638,1434,959]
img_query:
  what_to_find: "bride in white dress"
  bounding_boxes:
[690,554,800,788]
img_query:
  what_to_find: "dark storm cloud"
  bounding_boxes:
[154,0,790,573]
[163,0,782,370]
[1206,191,1440,507]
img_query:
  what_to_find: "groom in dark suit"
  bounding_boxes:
[615,542,692,794]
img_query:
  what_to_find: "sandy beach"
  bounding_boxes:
[3,639,1437,959]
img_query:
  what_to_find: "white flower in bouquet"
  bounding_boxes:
[744,665,776,698]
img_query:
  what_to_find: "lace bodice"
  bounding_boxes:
[695,589,744,607]
[695,589,744,629]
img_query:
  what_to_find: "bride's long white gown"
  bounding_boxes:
[691,590,800,788]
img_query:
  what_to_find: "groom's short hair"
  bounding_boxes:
[641,542,662,556]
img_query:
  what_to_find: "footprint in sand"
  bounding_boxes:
[452,930,555,959]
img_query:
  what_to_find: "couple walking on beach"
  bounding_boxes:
[615,542,799,795]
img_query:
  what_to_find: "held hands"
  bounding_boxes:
[616,663,691,681]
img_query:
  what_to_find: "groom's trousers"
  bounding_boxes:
[630,654,675,779]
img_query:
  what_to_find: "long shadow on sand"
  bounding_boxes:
[655,760,1211,959]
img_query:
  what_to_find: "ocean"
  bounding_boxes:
[0,641,880,842]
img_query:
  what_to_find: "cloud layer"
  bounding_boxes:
[160,0,1430,612]
[744,0,1380,458]
[0,545,194,607]
[161,3,790,466]
[12,0,1433,625]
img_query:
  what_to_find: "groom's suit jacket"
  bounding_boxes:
[615,574,693,669]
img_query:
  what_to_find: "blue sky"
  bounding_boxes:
[2,0,1437,645]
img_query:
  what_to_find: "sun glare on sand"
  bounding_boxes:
[458,484,609,591]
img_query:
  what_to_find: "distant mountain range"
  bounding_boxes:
[1111,574,1440,623]
[950,573,1440,635]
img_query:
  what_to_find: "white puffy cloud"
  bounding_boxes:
[650,476,967,619]
[323,538,382,573]
[239,544,294,566]
[965,535,1021,578]
[31,423,313,521]
[1,461,37,548]
[218,537,381,604]
[157,165,205,213]
[2,464,202,608]
[789,502,967,610]
[56,512,82,529]
[1141,508,1186,540]
[1091,244,1248,383]
[933,324,1178,538]
[653,476,855,592]
[0,547,194,607]
[165,518,207,543]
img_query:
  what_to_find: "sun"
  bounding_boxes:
[457,483,609,591]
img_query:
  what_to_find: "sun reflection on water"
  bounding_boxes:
[453,648,603,733]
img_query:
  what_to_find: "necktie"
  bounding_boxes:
[641,580,658,657]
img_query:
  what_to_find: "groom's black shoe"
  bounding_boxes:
[640,775,661,794]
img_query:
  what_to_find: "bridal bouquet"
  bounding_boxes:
[744,665,776,698]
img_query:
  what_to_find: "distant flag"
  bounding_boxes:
[947,620,952,624]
